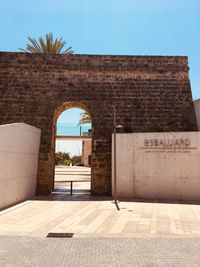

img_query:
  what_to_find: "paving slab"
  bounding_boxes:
[1,171,200,266]
[1,192,200,238]
[0,236,200,267]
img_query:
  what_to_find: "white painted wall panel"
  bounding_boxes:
[112,132,200,201]
[0,123,41,210]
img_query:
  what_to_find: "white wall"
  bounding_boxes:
[0,123,41,210]
[56,140,82,156]
[112,132,200,201]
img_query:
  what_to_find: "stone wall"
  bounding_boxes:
[194,99,200,130]
[0,52,197,195]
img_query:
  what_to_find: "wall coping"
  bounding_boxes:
[0,52,189,72]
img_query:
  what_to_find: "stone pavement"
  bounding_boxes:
[0,236,200,266]
[1,193,200,237]
[1,171,200,266]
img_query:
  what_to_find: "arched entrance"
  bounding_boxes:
[52,101,93,194]
[1,53,196,196]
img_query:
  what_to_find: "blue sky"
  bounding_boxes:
[1,0,200,100]
[57,108,91,136]
[57,108,84,124]
[56,108,91,155]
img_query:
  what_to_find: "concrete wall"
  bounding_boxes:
[112,132,200,201]
[194,99,200,130]
[0,123,41,210]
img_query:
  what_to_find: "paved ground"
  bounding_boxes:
[1,192,200,237]
[1,166,200,266]
[0,236,200,266]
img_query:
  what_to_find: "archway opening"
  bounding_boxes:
[54,104,92,196]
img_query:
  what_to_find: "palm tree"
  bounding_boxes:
[19,33,73,54]
[78,111,92,125]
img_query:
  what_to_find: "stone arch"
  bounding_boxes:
[53,101,92,129]
[52,101,93,191]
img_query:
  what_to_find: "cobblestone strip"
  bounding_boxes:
[0,236,200,267]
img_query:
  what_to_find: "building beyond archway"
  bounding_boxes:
[53,103,92,194]
[0,52,197,195]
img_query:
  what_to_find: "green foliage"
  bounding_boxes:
[55,152,82,166]
[71,155,82,166]
[55,152,71,166]
[19,33,73,54]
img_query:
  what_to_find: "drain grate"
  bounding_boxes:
[46,233,74,238]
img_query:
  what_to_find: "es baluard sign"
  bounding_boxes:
[140,137,196,153]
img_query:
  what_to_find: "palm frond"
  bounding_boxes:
[63,46,73,54]
[40,37,48,52]
[27,37,42,53]
[19,33,73,54]
[78,111,92,125]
